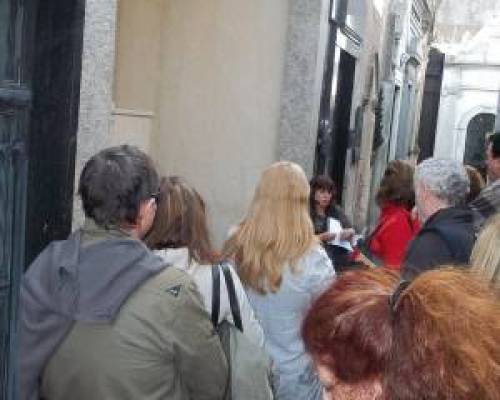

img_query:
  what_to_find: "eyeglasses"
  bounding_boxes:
[150,191,160,204]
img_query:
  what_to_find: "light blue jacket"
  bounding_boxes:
[246,245,335,400]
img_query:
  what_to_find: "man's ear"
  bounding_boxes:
[494,157,500,172]
[136,200,150,225]
[419,183,431,200]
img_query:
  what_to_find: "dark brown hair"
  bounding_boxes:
[302,268,500,400]
[465,164,485,204]
[78,145,159,226]
[376,160,415,210]
[310,175,336,196]
[309,175,337,213]
[488,131,500,158]
[144,176,216,264]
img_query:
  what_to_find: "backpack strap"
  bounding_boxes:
[220,262,243,332]
[211,264,221,327]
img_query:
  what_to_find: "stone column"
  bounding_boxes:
[277,0,331,177]
[73,0,118,227]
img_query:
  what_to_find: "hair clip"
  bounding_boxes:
[389,280,411,313]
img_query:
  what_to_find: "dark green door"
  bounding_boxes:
[1,0,85,398]
[464,113,496,173]
[0,1,37,398]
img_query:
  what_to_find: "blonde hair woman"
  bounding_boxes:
[471,214,500,286]
[223,161,334,400]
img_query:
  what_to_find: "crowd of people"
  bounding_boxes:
[15,130,500,400]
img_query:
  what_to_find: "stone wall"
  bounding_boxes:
[277,0,330,178]
[73,0,117,228]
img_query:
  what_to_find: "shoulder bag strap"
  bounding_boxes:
[219,262,244,332]
[405,211,416,233]
[364,219,385,249]
[211,263,221,327]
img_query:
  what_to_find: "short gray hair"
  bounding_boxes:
[415,158,470,206]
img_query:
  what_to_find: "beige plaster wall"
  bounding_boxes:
[112,0,163,155]
[110,109,154,153]
[113,0,162,111]
[152,0,289,246]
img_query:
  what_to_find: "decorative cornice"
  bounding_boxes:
[340,24,363,48]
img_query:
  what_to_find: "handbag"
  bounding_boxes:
[211,262,274,400]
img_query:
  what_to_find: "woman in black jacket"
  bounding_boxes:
[309,175,354,271]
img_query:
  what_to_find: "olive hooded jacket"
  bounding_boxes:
[18,221,228,400]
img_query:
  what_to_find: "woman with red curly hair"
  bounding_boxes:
[302,268,500,400]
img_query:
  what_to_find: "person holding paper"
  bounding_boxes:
[309,175,355,270]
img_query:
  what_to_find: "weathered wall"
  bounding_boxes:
[111,0,337,244]
[277,0,330,177]
[152,0,289,246]
[434,15,500,161]
[434,65,500,160]
[74,0,117,228]
[111,0,163,154]
[435,0,500,43]
[113,0,162,112]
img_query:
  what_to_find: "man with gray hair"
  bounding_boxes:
[402,158,476,280]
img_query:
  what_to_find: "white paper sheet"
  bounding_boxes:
[327,217,353,251]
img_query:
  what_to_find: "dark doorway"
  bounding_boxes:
[464,113,496,172]
[25,0,85,265]
[417,48,445,162]
[396,61,418,160]
[315,39,356,203]
[0,1,84,398]
[315,20,339,178]
[387,85,401,161]
[330,50,356,202]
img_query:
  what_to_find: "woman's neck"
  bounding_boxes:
[315,204,327,216]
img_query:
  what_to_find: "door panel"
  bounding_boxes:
[0,290,10,391]
[0,0,35,398]
[0,1,13,81]
[0,107,30,400]
[0,0,83,397]
[464,113,496,173]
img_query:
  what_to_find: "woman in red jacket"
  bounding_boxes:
[363,160,419,270]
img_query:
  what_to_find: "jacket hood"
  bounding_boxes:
[17,227,168,400]
[424,206,474,229]
[23,229,167,321]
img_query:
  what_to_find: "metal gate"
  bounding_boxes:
[1,0,84,397]
[0,1,36,398]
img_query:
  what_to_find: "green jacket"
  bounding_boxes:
[39,224,228,400]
